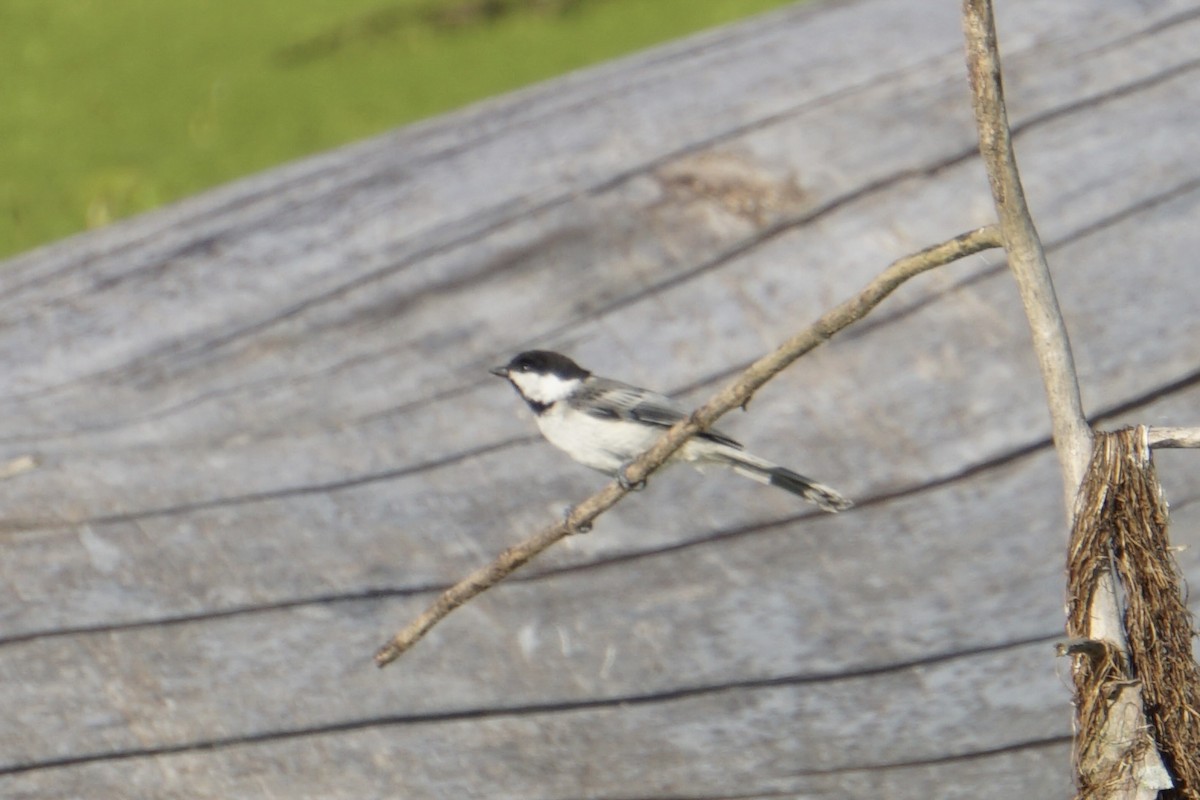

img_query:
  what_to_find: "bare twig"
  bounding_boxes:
[1147,427,1200,449]
[374,224,1003,667]
[962,0,1091,510]
[961,2,1172,798]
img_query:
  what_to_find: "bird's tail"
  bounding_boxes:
[716,449,852,513]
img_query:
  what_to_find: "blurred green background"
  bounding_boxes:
[1,0,799,259]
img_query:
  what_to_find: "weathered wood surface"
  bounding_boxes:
[3,0,1200,796]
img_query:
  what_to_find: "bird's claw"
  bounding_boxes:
[617,463,647,492]
[563,505,592,534]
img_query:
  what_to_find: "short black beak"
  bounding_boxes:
[489,365,509,378]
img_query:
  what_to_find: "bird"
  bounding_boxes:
[490,350,851,512]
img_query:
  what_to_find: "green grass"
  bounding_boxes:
[0,0,799,259]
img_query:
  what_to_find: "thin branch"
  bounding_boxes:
[1147,426,1200,449]
[374,225,1003,667]
[961,3,1172,798]
[962,0,1092,512]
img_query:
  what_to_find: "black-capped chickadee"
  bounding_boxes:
[490,350,851,512]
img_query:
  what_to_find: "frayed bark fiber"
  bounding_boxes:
[1067,426,1200,799]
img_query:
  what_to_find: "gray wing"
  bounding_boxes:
[572,377,743,449]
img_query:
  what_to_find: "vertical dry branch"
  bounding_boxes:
[960,2,1172,798]
[961,0,1090,508]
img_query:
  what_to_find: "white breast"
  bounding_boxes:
[535,403,662,474]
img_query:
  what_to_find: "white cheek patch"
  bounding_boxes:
[510,372,577,404]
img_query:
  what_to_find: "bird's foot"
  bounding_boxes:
[617,463,647,492]
[563,505,593,534]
